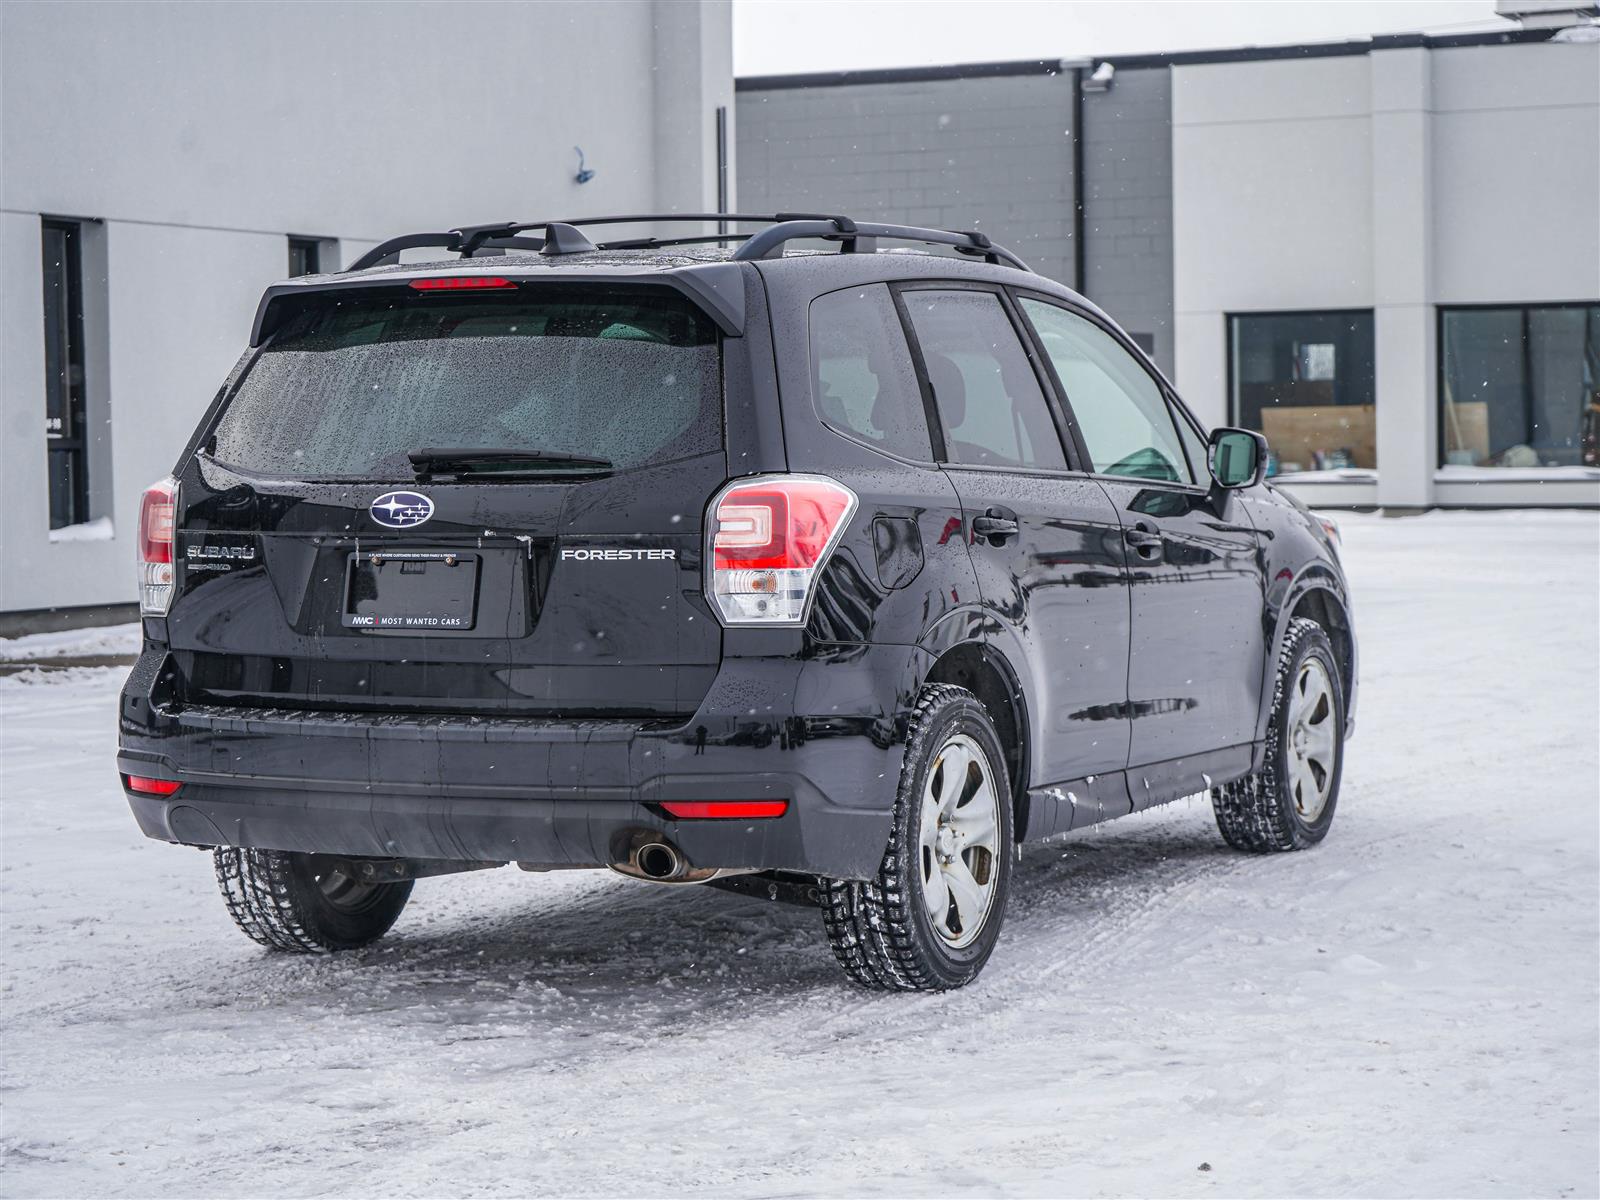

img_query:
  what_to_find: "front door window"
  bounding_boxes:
[1017,297,1193,484]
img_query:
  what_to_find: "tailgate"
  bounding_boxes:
[162,281,728,719]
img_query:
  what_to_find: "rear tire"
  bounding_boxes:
[821,684,1013,991]
[214,849,413,953]
[1212,617,1345,852]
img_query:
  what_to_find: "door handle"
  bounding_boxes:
[971,507,1019,545]
[1125,519,1164,562]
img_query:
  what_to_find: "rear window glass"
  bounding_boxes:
[210,287,721,479]
[809,284,932,460]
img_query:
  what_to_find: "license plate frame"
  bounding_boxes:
[342,550,480,632]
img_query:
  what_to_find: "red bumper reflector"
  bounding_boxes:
[408,276,515,290]
[660,800,788,820]
[125,775,181,796]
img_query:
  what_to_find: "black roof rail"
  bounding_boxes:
[347,230,547,271]
[345,213,1030,273]
[732,219,1030,270]
[346,215,805,272]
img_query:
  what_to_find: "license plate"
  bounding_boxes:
[342,551,480,631]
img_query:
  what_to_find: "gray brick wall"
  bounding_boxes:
[735,66,1175,374]
[736,73,1077,285]
[1081,66,1175,374]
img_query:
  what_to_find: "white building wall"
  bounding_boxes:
[1171,39,1599,510]
[655,0,738,226]
[1171,56,1374,432]
[1429,43,1600,306]
[1371,48,1436,510]
[0,0,732,617]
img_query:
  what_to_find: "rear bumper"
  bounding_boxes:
[118,643,928,880]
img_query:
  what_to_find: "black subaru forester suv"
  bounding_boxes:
[118,214,1355,991]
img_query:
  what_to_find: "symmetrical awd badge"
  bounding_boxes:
[370,491,434,529]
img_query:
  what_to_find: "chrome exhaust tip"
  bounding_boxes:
[633,841,684,881]
[609,840,759,885]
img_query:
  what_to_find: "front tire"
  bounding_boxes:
[1213,617,1345,852]
[821,684,1014,991]
[214,849,413,953]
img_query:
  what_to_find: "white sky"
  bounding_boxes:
[733,0,1510,76]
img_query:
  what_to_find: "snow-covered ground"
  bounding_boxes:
[0,622,140,663]
[2,511,1596,1198]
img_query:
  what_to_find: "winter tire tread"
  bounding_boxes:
[820,684,1012,992]
[213,848,412,953]
[1212,617,1344,853]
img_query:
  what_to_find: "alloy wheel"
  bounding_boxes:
[1287,657,1337,821]
[308,858,387,913]
[918,732,1001,949]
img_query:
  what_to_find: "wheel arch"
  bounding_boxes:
[922,640,1032,842]
[1266,571,1357,740]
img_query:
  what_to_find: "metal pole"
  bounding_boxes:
[715,106,729,238]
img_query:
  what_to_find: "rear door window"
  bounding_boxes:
[808,284,932,460]
[900,289,1067,471]
[210,286,721,479]
[1017,297,1194,484]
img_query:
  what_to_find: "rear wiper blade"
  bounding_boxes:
[407,447,613,474]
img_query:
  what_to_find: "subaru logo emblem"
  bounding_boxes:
[369,490,434,529]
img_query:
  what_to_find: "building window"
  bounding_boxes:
[288,237,322,277]
[42,219,89,529]
[1440,304,1600,469]
[1229,311,1375,475]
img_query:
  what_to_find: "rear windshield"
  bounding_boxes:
[210,286,721,479]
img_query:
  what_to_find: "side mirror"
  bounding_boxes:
[1208,427,1268,489]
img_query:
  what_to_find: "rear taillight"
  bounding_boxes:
[137,476,178,615]
[707,475,857,625]
[660,800,789,819]
[123,775,181,796]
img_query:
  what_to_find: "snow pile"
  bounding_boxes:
[0,511,1595,1197]
[47,516,115,544]
[0,621,141,661]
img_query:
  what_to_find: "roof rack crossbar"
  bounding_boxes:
[595,233,758,251]
[346,216,841,270]
[732,219,1030,271]
[347,232,462,271]
[345,214,1029,272]
[456,213,853,253]
[345,231,555,272]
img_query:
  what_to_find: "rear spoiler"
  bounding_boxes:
[248,261,747,346]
